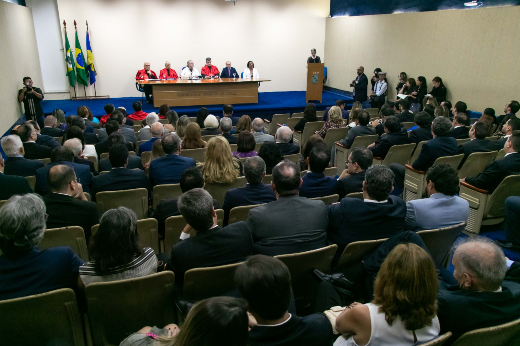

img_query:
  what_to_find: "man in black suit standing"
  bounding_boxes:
[0,158,32,200]
[350,66,368,103]
[222,156,276,225]
[43,165,99,242]
[1,134,43,177]
[448,113,470,139]
[165,188,253,285]
[457,121,494,168]
[16,123,51,159]
[98,132,143,172]
[275,126,300,156]
[395,99,414,123]
[367,116,410,159]
[63,138,96,175]
[494,117,520,150]
[95,120,134,157]
[337,147,373,199]
[91,144,150,200]
[246,160,329,256]
[41,116,65,138]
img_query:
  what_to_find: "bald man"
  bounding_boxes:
[220,61,239,78]
[181,60,200,78]
[138,122,164,155]
[351,66,368,102]
[135,62,158,103]
[159,61,178,80]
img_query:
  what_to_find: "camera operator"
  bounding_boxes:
[18,76,44,128]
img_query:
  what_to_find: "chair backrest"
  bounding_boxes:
[158,119,168,125]
[324,167,337,177]
[86,155,98,172]
[39,226,89,262]
[458,151,498,179]
[132,124,141,134]
[100,152,109,160]
[485,175,520,218]
[183,262,242,301]
[263,174,273,184]
[401,122,415,130]
[456,138,471,146]
[409,140,428,164]
[485,136,499,141]
[310,194,339,205]
[54,136,63,144]
[285,117,301,131]
[254,142,263,152]
[141,151,152,166]
[301,121,325,148]
[201,134,216,142]
[323,127,349,152]
[25,175,36,190]
[350,134,379,149]
[315,110,325,119]
[35,158,51,166]
[181,147,207,163]
[334,238,388,272]
[205,177,247,206]
[136,140,147,151]
[152,183,183,208]
[228,204,263,224]
[433,154,465,170]
[292,112,304,118]
[283,153,301,164]
[0,200,6,209]
[269,114,290,134]
[495,149,506,161]
[345,192,364,200]
[417,223,466,268]
[95,188,148,219]
[381,143,416,166]
[86,272,176,346]
[188,117,197,123]
[84,192,91,201]
[421,332,452,346]
[451,318,520,346]
[0,288,85,346]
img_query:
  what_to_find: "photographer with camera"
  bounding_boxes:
[18,77,44,128]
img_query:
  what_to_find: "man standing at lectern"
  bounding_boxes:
[350,66,368,103]
[135,62,157,103]
[181,60,200,78]
[159,61,178,80]
[201,57,220,78]
[220,61,239,79]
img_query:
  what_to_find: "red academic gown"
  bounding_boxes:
[135,69,158,80]
[201,65,220,77]
[127,111,149,121]
[159,68,178,80]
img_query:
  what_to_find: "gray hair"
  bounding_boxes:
[1,135,23,156]
[176,115,191,138]
[161,133,182,154]
[44,115,57,127]
[204,114,219,129]
[432,116,452,137]
[178,188,214,232]
[63,138,83,157]
[252,118,265,132]
[151,122,164,137]
[276,126,293,143]
[454,237,507,291]
[146,112,159,126]
[244,156,266,184]
[220,117,232,132]
[0,194,46,255]
[364,165,394,201]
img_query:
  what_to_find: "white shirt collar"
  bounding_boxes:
[505,152,518,157]
[257,314,292,327]
[504,134,511,138]
[364,198,388,204]
[454,125,464,128]
[53,192,72,197]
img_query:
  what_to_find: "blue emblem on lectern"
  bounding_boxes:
[312,75,319,84]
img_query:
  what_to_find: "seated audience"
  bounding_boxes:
[203,136,241,183]
[43,165,99,242]
[423,104,435,120]
[176,115,190,139]
[95,120,133,157]
[408,111,433,144]
[41,116,65,137]
[435,104,450,119]
[495,196,520,251]
[91,144,150,199]
[430,76,447,103]
[223,157,276,225]
[201,114,222,136]
[315,106,346,138]
[126,101,148,121]
[149,133,196,186]
[246,160,329,256]
[220,117,238,144]
[294,103,318,132]
[157,103,170,121]
[99,103,114,126]
[451,101,470,125]
[234,115,252,135]
[232,132,258,158]
[479,108,496,136]
[27,120,61,149]
[368,115,410,159]
[166,188,253,285]
[496,100,519,126]
[99,133,143,172]
[235,255,333,346]
[16,123,51,159]
[347,101,363,128]
[52,109,69,131]
[1,134,43,177]
[70,116,98,145]
[139,122,164,154]
[299,144,337,198]
[77,105,100,129]
[405,164,469,231]
[339,110,375,148]
[275,126,300,155]
[0,157,32,200]
[457,121,494,168]
[223,104,240,126]
[448,113,470,139]
[372,106,395,136]
[494,116,520,150]
[252,118,274,143]
[395,98,414,123]
[337,147,373,199]
[80,207,156,285]
[462,131,520,193]
[35,147,92,196]
[182,122,207,149]
[0,194,84,300]
[258,142,284,174]
[65,125,98,159]
[139,112,169,141]
[99,109,136,144]
[196,107,209,129]
[164,110,178,133]
[300,134,325,171]
[322,100,349,122]
[63,138,96,174]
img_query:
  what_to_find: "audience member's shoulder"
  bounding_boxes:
[222,221,250,233]
[388,195,406,206]
[40,246,83,263]
[300,313,333,340]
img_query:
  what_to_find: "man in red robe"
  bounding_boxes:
[127,101,149,121]
[159,61,178,80]
[135,62,157,103]
[200,57,220,78]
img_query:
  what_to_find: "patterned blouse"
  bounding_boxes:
[315,120,347,138]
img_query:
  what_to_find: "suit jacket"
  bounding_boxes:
[98,156,143,172]
[337,170,365,199]
[148,154,196,187]
[95,140,134,157]
[36,134,61,149]
[465,153,520,193]
[137,127,170,141]
[23,142,52,159]
[169,223,254,285]
[91,167,150,200]
[139,137,160,155]
[74,157,96,174]
[493,136,509,151]
[220,67,239,78]
[0,172,32,200]
[41,127,64,138]
[83,132,99,145]
[43,193,99,242]
[246,195,329,256]
[84,118,100,129]
[253,132,275,143]
[4,157,44,177]
[327,196,407,265]
[221,132,238,144]
[98,126,136,144]
[396,110,415,123]
[408,127,433,145]
[457,138,494,169]
[299,172,338,199]
[222,183,277,225]
[201,128,222,136]
[369,130,410,159]
[405,193,469,231]
[448,126,470,139]
[35,161,93,195]
[353,73,368,102]
[276,143,300,156]
[339,126,376,147]
[412,136,458,172]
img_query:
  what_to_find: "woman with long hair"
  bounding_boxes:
[164,110,178,133]
[158,104,170,120]
[294,103,318,132]
[232,132,258,158]
[182,123,207,149]
[300,134,325,171]
[315,106,346,138]
[430,76,447,103]
[258,142,284,175]
[422,95,440,110]
[397,77,416,101]
[196,107,209,128]
[233,115,252,135]
[176,115,190,138]
[203,136,241,183]
[53,109,68,131]
[409,76,427,109]
[334,243,439,345]
[396,72,408,95]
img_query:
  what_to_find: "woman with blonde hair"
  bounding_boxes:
[315,106,346,138]
[434,105,449,119]
[203,136,241,183]
[233,115,252,135]
[422,95,439,110]
[182,123,207,149]
[176,115,190,138]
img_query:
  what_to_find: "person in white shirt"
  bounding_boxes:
[243,61,259,79]
[370,72,387,110]
[180,60,200,78]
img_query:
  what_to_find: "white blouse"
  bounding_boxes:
[375,80,387,97]
[243,68,259,79]
[181,67,200,78]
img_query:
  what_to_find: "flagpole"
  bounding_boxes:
[83,19,109,100]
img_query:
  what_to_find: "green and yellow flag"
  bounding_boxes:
[74,30,88,86]
[64,30,76,87]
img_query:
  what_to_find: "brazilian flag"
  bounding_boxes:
[74,30,89,86]
[64,30,76,87]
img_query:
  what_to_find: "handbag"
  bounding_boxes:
[324,306,347,334]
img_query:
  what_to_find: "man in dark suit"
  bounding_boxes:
[149,133,197,187]
[166,188,253,285]
[337,147,373,199]
[91,144,150,200]
[408,111,433,145]
[222,104,240,126]
[395,98,414,123]
[494,117,520,150]
[43,165,99,242]
[322,100,349,122]
[1,134,43,177]
[368,116,410,159]
[98,109,136,144]
[70,116,98,145]
[246,160,329,256]
[462,131,520,193]
[41,116,65,138]
[220,61,239,78]
[98,132,143,172]
[327,165,406,265]
[457,121,494,168]
[26,120,62,150]
[275,126,300,156]
[350,66,368,103]
[95,120,134,157]
[220,117,238,144]
[63,138,96,175]
[448,113,470,139]
[496,196,520,251]
[339,111,376,148]
[300,144,337,199]
[138,122,163,155]
[450,101,470,126]
[0,158,33,200]
[496,100,520,127]
[222,156,276,225]
[16,123,52,159]
[372,107,395,136]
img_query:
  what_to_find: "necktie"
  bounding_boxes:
[229,68,231,77]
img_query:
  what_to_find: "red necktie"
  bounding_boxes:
[229,68,231,77]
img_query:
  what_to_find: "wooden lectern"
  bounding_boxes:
[306,63,324,103]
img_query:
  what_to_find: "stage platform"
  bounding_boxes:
[41,91,354,122]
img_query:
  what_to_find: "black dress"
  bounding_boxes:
[430,86,447,103]
[308,56,321,63]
